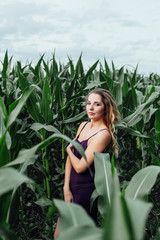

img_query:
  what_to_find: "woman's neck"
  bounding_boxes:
[90,119,106,130]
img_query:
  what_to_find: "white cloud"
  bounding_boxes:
[0,0,160,75]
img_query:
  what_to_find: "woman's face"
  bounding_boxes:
[86,93,105,120]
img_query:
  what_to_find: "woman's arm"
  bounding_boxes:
[63,156,73,202]
[66,130,111,174]
[63,121,88,201]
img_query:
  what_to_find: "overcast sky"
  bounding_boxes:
[0,0,160,75]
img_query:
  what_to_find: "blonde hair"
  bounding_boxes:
[87,88,120,157]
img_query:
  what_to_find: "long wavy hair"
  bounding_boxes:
[86,88,120,156]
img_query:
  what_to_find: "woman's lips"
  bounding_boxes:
[89,112,95,115]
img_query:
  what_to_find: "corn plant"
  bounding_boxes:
[53,153,160,240]
[0,51,160,239]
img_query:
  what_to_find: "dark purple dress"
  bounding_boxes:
[70,122,110,224]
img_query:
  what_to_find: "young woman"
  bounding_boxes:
[54,88,120,238]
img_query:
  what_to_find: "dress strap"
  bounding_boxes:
[87,128,111,141]
[77,122,89,139]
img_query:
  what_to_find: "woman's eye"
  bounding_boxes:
[96,103,100,106]
[86,102,91,105]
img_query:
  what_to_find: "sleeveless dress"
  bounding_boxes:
[70,122,111,224]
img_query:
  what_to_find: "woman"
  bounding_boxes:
[54,88,120,238]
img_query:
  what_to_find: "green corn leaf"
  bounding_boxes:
[1,50,9,79]
[0,96,8,117]
[115,122,148,138]
[155,109,160,131]
[84,81,106,90]
[64,110,86,123]
[0,137,11,167]
[104,58,111,77]
[85,60,99,81]
[122,74,129,98]
[54,199,96,232]
[123,91,159,127]
[125,165,160,200]
[54,77,63,108]
[130,65,138,87]
[155,109,160,144]
[94,153,113,218]
[18,72,44,123]
[73,53,84,80]
[7,87,34,128]
[103,176,131,240]
[90,189,99,212]
[67,56,75,77]
[125,198,152,240]
[113,81,122,106]
[30,123,61,133]
[56,226,102,240]
[0,168,33,196]
[0,107,11,165]
[4,132,87,169]
[41,77,53,123]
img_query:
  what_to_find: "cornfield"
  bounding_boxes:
[0,51,160,240]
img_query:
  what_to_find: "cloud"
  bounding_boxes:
[0,0,160,75]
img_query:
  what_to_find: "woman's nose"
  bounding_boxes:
[89,104,94,110]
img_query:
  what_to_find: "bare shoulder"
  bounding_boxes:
[75,121,88,137]
[88,128,111,149]
[96,129,111,142]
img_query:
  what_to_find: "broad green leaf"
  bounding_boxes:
[129,65,138,87]
[35,197,52,207]
[104,58,111,77]
[84,60,99,81]
[94,153,113,218]
[64,110,86,123]
[126,198,152,240]
[0,107,11,166]
[144,106,157,124]
[73,53,84,80]
[4,132,87,169]
[54,76,63,108]
[123,91,159,127]
[122,74,129,98]
[54,199,96,233]
[41,77,53,123]
[125,165,160,199]
[115,122,148,138]
[0,106,6,138]
[1,50,9,79]
[155,109,160,131]
[67,56,75,77]
[0,168,32,196]
[18,72,44,123]
[84,81,106,90]
[113,81,122,106]
[30,123,61,134]
[155,109,160,144]
[103,176,131,240]
[0,96,8,117]
[4,147,37,169]
[0,106,11,150]
[90,189,98,212]
[56,226,102,240]
[7,87,34,128]
[112,66,124,106]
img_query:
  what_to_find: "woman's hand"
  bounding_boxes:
[66,143,73,154]
[63,187,74,202]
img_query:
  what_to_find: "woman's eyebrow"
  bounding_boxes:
[87,101,101,104]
